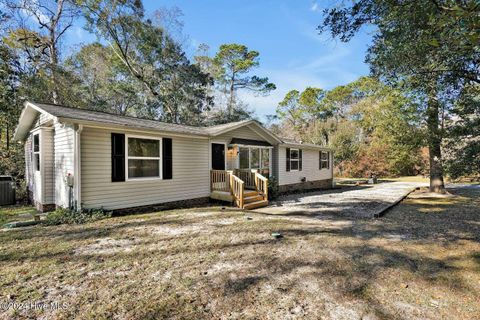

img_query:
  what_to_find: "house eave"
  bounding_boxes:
[13,102,56,142]
[279,143,332,151]
[56,117,211,139]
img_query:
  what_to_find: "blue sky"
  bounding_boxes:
[65,0,372,120]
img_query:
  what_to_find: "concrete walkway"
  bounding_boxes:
[260,181,429,219]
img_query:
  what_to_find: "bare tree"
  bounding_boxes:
[2,0,80,103]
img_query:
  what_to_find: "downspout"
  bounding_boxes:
[73,124,83,211]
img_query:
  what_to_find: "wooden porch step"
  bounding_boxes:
[244,190,259,197]
[244,194,264,203]
[243,199,268,210]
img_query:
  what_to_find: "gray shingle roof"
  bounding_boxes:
[33,103,250,137]
[25,103,326,149]
[279,136,330,149]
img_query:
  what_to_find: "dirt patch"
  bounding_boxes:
[74,237,140,255]
[0,186,478,319]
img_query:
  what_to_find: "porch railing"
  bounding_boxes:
[210,169,231,192]
[235,169,257,189]
[210,169,267,208]
[254,172,268,201]
[230,174,244,208]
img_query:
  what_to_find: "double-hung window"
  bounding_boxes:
[127,137,161,179]
[33,133,40,171]
[290,148,299,171]
[320,151,330,169]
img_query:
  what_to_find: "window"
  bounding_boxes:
[250,148,260,169]
[239,147,249,169]
[290,148,299,171]
[261,149,269,169]
[33,133,40,171]
[320,151,330,169]
[238,147,271,173]
[261,149,270,176]
[127,137,161,179]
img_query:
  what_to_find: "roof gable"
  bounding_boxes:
[14,102,282,146]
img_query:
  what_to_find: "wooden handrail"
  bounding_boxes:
[254,172,268,201]
[211,169,266,208]
[230,174,244,208]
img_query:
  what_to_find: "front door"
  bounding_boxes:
[211,143,225,170]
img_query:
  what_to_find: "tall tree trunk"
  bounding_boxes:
[426,85,445,193]
[228,72,235,117]
[49,41,59,104]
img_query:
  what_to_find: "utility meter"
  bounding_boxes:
[66,173,74,187]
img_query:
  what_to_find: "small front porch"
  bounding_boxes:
[209,138,273,209]
[210,169,269,210]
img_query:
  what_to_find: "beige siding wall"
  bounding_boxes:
[214,125,272,171]
[42,129,54,203]
[54,123,75,208]
[278,146,333,186]
[214,125,268,143]
[81,127,210,210]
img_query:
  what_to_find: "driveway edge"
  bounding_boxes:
[373,187,419,218]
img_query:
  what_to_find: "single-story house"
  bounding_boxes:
[13,102,333,212]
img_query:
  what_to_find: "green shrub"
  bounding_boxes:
[267,176,279,200]
[44,207,112,225]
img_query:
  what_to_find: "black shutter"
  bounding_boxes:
[111,133,125,182]
[319,151,322,170]
[299,149,303,171]
[162,138,172,179]
[286,148,290,172]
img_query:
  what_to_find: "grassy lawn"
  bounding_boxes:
[0,187,479,319]
[0,205,38,226]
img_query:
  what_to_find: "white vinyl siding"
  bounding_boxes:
[33,113,53,128]
[81,127,210,210]
[54,123,75,208]
[215,125,268,143]
[24,136,35,202]
[278,146,332,186]
[42,129,54,203]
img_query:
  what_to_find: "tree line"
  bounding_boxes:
[0,0,478,196]
[0,0,274,192]
[272,0,479,191]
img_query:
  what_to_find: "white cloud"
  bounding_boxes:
[310,2,320,12]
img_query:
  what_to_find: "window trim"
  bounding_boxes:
[320,151,330,170]
[238,146,271,171]
[289,148,300,171]
[125,134,162,181]
[32,133,40,172]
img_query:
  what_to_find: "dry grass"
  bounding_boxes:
[0,187,479,319]
[0,205,37,225]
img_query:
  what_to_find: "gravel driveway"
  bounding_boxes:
[263,181,428,218]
